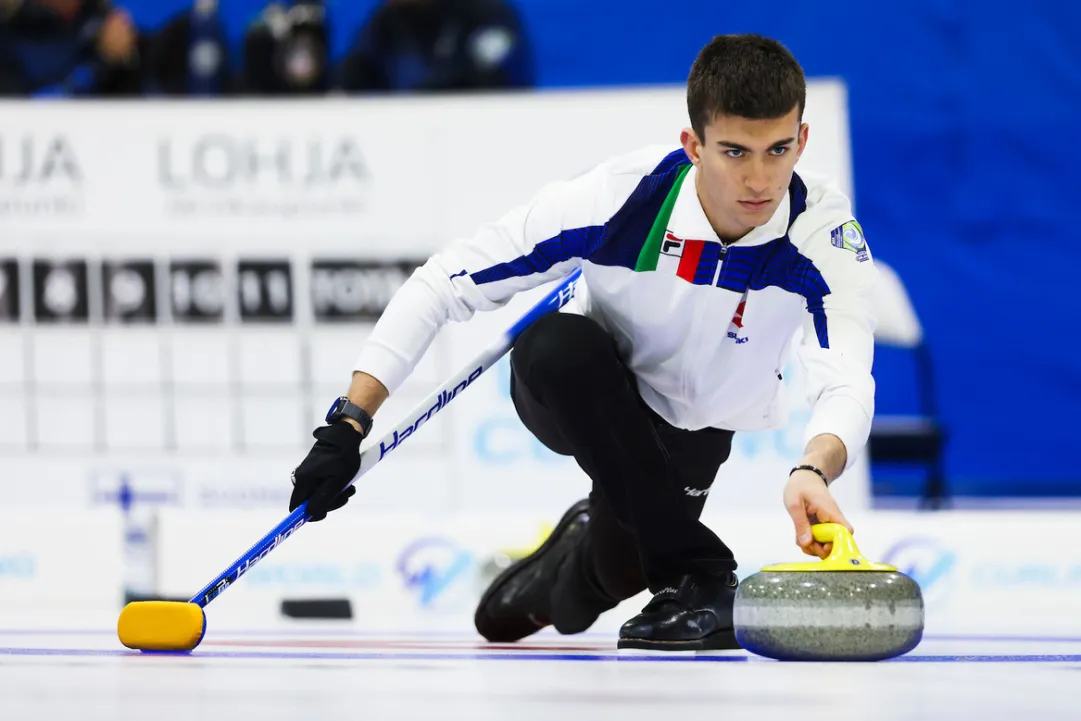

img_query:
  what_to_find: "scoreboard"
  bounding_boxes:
[0,257,424,326]
[0,256,434,457]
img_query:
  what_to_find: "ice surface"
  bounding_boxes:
[1,613,1078,721]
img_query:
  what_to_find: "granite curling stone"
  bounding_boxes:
[733,523,924,661]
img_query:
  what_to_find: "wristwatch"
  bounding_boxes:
[325,396,373,437]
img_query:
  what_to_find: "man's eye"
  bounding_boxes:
[725,149,744,158]
[770,147,789,156]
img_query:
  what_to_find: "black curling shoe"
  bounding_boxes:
[617,572,742,651]
[474,499,591,643]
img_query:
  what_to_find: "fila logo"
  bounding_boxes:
[661,231,714,257]
[661,232,685,256]
[658,231,723,285]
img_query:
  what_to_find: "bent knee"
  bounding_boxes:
[511,314,620,388]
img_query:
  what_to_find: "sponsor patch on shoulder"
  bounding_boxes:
[830,220,870,262]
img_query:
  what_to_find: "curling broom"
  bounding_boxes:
[117,268,583,652]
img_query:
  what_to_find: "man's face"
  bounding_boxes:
[681,106,808,241]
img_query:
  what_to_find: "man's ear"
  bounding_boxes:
[795,122,809,161]
[681,127,702,166]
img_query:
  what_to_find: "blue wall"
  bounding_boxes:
[122,1,1081,495]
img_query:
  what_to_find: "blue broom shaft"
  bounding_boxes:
[187,269,582,608]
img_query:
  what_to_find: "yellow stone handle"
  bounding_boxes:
[813,523,871,567]
[760,523,898,572]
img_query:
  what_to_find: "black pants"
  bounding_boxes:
[510,312,736,613]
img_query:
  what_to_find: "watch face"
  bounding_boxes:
[325,397,345,422]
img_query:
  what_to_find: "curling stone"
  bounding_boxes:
[733,523,924,661]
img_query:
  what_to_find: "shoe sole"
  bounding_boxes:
[474,499,591,639]
[617,630,741,652]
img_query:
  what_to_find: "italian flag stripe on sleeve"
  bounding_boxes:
[634,163,692,272]
[676,240,704,281]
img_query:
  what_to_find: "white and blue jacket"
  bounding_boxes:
[356,145,878,472]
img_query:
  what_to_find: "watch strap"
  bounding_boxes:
[328,397,373,437]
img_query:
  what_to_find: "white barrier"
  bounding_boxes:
[0,84,852,249]
[156,509,552,627]
[0,510,124,611]
[156,508,1081,635]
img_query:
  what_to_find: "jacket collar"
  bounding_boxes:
[666,165,806,247]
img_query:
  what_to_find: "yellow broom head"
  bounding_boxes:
[117,601,206,652]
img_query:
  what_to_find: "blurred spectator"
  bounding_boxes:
[338,0,533,93]
[0,0,143,96]
[242,1,330,95]
[144,0,233,96]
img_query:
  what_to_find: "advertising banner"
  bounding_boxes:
[157,508,1081,636]
[0,509,123,611]
[0,83,852,249]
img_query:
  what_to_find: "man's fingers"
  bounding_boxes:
[814,495,854,535]
[326,486,357,512]
[785,499,813,548]
[801,541,831,560]
[829,508,854,534]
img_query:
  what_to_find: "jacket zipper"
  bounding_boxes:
[713,241,728,286]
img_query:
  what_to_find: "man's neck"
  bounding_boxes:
[695,172,752,245]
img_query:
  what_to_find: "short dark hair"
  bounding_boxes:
[686,34,806,142]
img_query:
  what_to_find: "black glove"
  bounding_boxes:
[289,422,363,521]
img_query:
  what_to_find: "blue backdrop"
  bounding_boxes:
[118,0,1081,496]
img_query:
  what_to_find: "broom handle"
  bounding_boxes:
[189,268,584,607]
